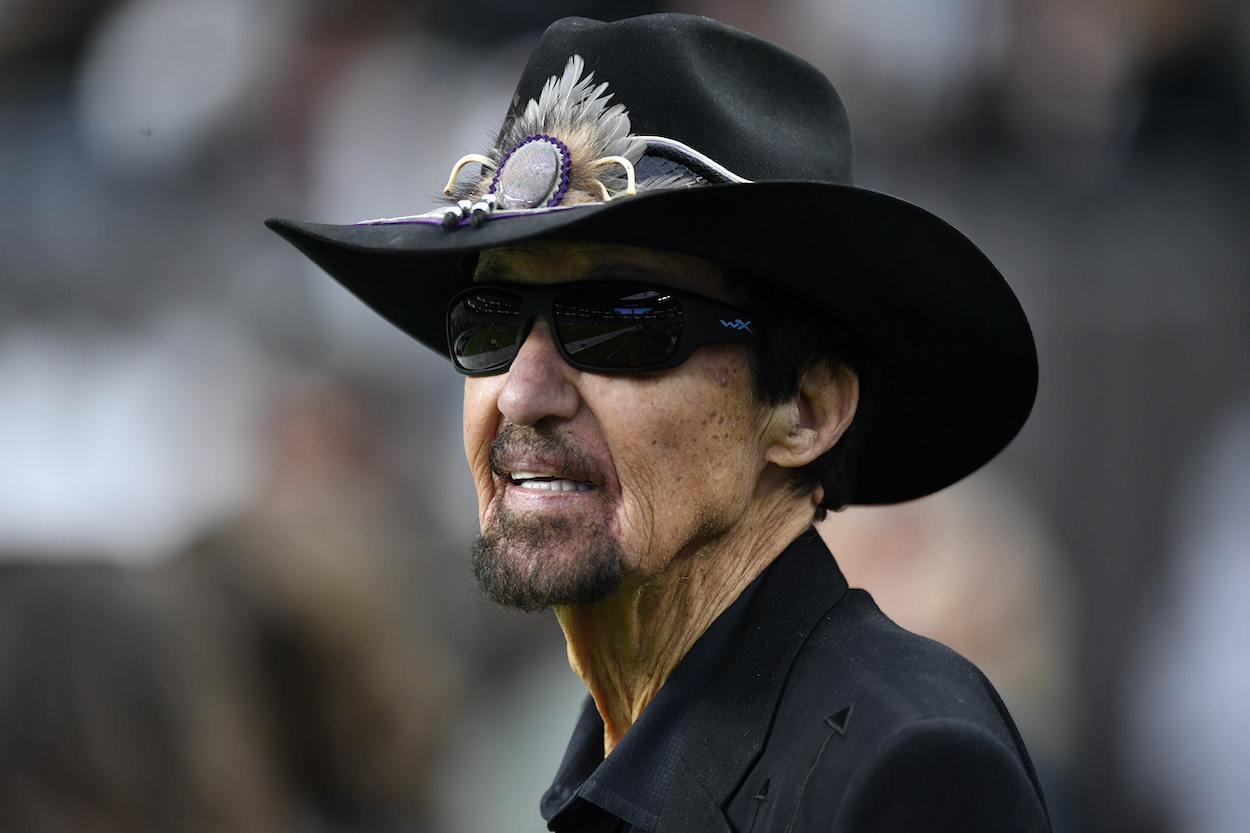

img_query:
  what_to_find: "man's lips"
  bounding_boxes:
[489,424,606,495]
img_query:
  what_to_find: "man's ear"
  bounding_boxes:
[765,362,859,469]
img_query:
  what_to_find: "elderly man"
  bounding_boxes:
[269,13,1049,833]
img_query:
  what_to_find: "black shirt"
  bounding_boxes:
[540,576,762,833]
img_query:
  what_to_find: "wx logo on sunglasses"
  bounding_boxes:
[720,318,754,333]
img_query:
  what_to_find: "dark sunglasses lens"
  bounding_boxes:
[450,289,524,372]
[554,286,684,370]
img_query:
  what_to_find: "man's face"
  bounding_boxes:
[462,242,784,611]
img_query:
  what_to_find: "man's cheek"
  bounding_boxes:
[462,382,497,465]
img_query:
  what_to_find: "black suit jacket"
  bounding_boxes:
[656,531,1051,833]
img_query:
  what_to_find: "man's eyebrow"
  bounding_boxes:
[472,259,511,283]
[473,258,672,284]
[584,262,670,282]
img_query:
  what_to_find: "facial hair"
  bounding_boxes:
[470,423,622,612]
[471,505,623,611]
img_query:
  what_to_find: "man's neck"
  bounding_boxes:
[553,501,816,756]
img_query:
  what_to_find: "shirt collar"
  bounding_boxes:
[541,572,763,831]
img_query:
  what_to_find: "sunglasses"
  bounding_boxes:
[447,281,759,375]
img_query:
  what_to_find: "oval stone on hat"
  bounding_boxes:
[492,135,571,209]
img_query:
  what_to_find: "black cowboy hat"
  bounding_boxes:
[266,13,1037,505]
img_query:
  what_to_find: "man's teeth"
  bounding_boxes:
[510,472,592,492]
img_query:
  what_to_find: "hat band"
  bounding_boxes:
[634,136,752,186]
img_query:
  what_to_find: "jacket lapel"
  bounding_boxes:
[656,530,848,832]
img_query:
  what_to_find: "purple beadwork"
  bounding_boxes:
[489,134,572,209]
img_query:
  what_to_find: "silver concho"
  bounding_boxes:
[490,135,571,210]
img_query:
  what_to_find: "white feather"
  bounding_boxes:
[498,55,645,163]
[455,54,684,206]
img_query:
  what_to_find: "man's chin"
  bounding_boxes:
[470,508,623,612]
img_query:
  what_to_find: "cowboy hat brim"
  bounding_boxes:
[266,180,1037,505]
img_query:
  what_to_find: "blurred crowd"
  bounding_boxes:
[1,1,1248,832]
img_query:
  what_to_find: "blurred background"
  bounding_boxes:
[0,0,1247,831]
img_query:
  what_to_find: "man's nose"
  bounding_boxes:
[497,318,580,426]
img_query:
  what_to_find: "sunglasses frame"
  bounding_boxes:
[447,280,760,375]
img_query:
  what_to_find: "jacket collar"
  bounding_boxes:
[656,529,848,832]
